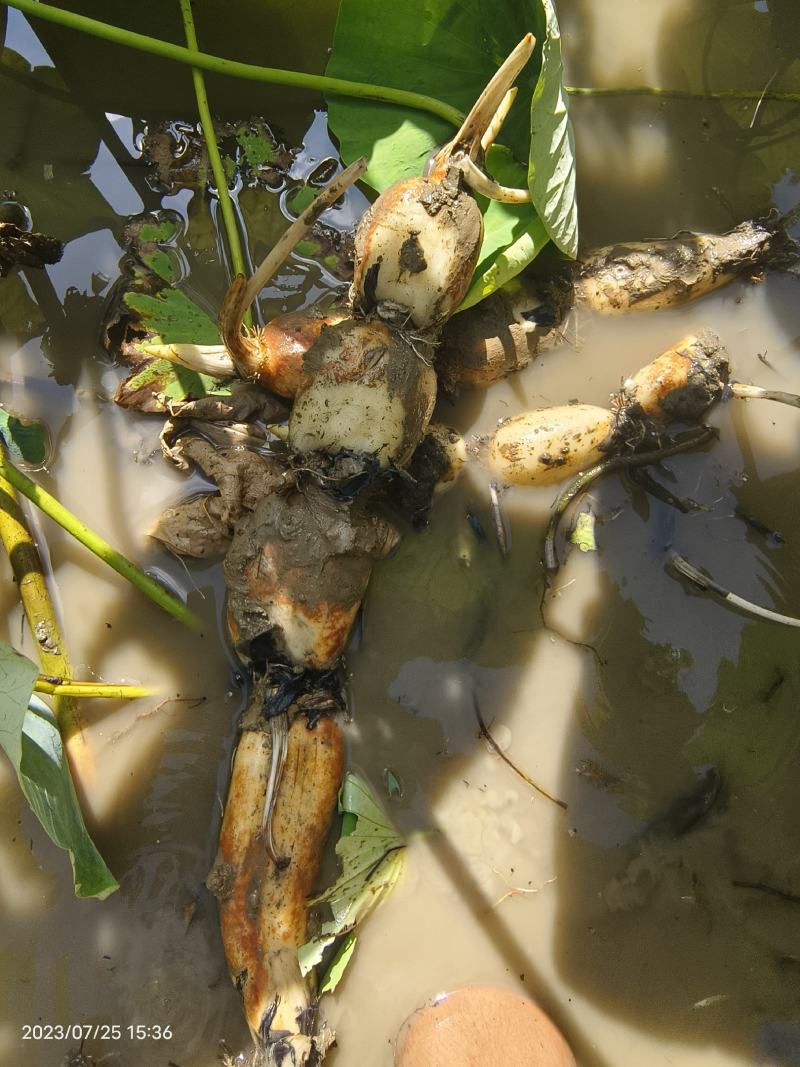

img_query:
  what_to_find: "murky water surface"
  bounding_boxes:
[1,2,800,1065]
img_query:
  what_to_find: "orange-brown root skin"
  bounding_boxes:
[215,715,345,1038]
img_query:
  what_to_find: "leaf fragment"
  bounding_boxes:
[298,772,405,988]
[528,0,578,257]
[569,510,597,553]
[0,407,48,466]
[0,642,117,899]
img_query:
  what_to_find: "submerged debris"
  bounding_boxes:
[0,221,63,276]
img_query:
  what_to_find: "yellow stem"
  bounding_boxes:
[34,679,157,699]
[0,475,93,783]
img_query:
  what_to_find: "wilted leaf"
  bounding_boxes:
[528,0,578,258]
[0,407,48,466]
[115,358,230,413]
[298,772,405,984]
[0,643,117,899]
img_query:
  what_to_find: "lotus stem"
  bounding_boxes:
[178,0,247,286]
[669,551,800,628]
[730,382,800,408]
[564,85,800,104]
[34,679,157,699]
[0,473,92,780]
[0,449,200,630]
[544,427,717,574]
[140,342,236,378]
[0,0,464,126]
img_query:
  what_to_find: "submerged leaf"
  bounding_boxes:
[0,643,117,899]
[115,358,230,413]
[528,0,578,257]
[123,289,220,346]
[298,772,405,986]
[0,407,47,466]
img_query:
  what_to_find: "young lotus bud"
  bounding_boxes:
[288,319,437,468]
[618,331,729,424]
[490,405,616,486]
[352,174,484,330]
[235,306,348,398]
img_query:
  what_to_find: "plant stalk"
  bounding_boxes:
[34,679,157,699]
[564,84,800,104]
[0,473,91,778]
[1,0,464,126]
[177,0,247,294]
[544,427,718,574]
[0,451,200,630]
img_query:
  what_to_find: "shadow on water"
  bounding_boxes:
[551,452,800,1063]
[559,0,800,248]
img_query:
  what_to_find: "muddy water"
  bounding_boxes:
[1,2,800,1066]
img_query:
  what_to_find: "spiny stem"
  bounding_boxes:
[0,473,91,777]
[34,678,157,699]
[0,451,200,630]
[1,0,464,126]
[565,85,800,104]
[178,0,246,284]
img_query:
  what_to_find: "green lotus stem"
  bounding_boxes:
[0,0,464,126]
[34,679,157,699]
[0,450,200,631]
[565,85,800,104]
[177,0,247,290]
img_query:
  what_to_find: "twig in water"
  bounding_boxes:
[734,505,784,546]
[472,694,567,811]
[626,466,706,514]
[0,448,200,629]
[732,879,800,905]
[544,427,717,574]
[489,481,510,557]
[669,552,800,628]
[238,157,367,317]
[564,84,800,105]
